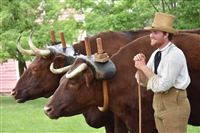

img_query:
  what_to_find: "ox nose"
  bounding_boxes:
[44,106,53,114]
[11,89,16,96]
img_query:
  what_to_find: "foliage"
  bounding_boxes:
[173,0,200,29]
[0,0,40,62]
[84,0,154,34]
[147,0,200,29]
[0,0,200,62]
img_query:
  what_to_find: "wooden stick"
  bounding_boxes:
[84,37,91,56]
[50,30,56,44]
[96,38,104,54]
[138,76,142,133]
[59,32,66,48]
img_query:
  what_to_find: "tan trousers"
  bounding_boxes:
[153,88,191,133]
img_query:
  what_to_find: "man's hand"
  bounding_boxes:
[133,53,146,70]
[133,53,146,61]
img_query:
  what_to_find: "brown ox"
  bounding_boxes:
[12,29,199,101]
[44,33,200,132]
[12,30,149,133]
[12,30,149,102]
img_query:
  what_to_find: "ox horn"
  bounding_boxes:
[17,34,36,56]
[28,32,51,56]
[98,80,109,112]
[50,63,72,74]
[65,63,87,78]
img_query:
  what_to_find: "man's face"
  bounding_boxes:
[149,30,166,48]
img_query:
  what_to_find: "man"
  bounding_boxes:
[133,12,191,133]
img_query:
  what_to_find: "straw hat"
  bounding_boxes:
[144,12,177,34]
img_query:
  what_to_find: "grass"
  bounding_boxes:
[1,96,200,133]
[0,96,104,133]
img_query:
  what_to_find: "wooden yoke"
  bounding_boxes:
[94,38,109,63]
[95,38,110,112]
[50,30,56,45]
[59,32,67,52]
[84,37,91,56]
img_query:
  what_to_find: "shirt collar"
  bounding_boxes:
[158,41,172,52]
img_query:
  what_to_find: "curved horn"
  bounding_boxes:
[28,32,51,56]
[66,63,87,78]
[50,63,72,74]
[17,34,36,56]
[98,80,109,112]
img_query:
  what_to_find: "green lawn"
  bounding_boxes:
[1,96,200,133]
[0,96,104,133]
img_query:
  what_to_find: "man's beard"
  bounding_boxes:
[150,39,163,48]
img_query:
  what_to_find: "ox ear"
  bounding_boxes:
[83,69,93,88]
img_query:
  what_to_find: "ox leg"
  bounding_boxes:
[114,115,128,133]
[104,123,114,133]
[104,113,114,133]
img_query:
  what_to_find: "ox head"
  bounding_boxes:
[44,57,106,119]
[12,33,74,103]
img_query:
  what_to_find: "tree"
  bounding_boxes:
[148,0,200,29]
[0,0,40,75]
[1,0,199,69]
[0,0,83,75]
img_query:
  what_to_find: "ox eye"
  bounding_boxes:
[70,80,77,86]
[33,67,39,72]
[68,80,78,89]
[32,67,39,74]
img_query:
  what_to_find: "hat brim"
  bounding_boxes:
[144,26,177,34]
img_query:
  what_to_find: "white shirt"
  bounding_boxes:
[146,42,191,92]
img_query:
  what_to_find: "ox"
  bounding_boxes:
[12,30,149,133]
[12,29,199,102]
[12,30,149,102]
[44,33,200,132]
